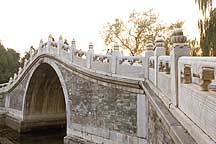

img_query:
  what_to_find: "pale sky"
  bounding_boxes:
[0,0,203,56]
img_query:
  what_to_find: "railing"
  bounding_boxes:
[148,56,155,83]
[157,56,171,100]
[178,56,216,142]
[117,56,144,78]
[93,54,111,63]
[0,35,146,93]
[179,57,216,88]
[0,83,7,88]
[1,30,216,143]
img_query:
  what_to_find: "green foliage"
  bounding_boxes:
[101,9,184,56]
[187,38,200,56]
[199,8,216,56]
[195,0,212,16]
[0,42,20,83]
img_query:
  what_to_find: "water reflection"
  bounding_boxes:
[0,125,66,144]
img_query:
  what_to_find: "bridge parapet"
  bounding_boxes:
[147,29,216,143]
[0,34,147,97]
[178,56,216,142]
[0,28,216,143]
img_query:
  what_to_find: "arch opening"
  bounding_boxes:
[23,63,66,132]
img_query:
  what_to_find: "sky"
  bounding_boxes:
[0,0,204,56]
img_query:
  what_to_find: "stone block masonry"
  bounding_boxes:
[58,63,138,143]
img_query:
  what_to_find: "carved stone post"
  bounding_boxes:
[137,94,148,144]
[13,73,17,81]
[154,36,166,87]
[18,67,22,79]
[29,48,34,61]
[8,77,13,85]
[183,64,192,84]
[57,35,63,56]
[86,42,94,69]
[170,28,189,107]
[144,41,154,79]
[24,59,28,69]
[70,39,76,62]
[111,42,120,74]
[38,39,43,54]
[47,34,52,53]
[18,67,22,75]
[200,67,214,91]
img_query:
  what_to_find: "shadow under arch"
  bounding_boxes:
[21,60,70,132]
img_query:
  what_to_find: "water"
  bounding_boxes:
[0,125,66,144]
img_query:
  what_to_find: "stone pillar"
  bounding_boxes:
[38,39,43,54]
[111,42,120,74]
[154,36,166,87]
[137,94,148,144]
[144,41,154,79]
[24,59,28,69]
[70,38,76,62]
[8,77,13,85]
[170,28,189,107]
[29,49,34,61]
[57,35,63,55]
[18,67,22,75]
[13,73,17,81]
[47,34,52,53]
[86,42,94,69]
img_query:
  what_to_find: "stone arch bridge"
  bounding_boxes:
[0,30,216,144]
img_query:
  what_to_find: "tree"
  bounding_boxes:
[187,38,200,56]
[198,8,216,56]
[0,42,20,83]
[101,9,184,56]
[195,0,212,16]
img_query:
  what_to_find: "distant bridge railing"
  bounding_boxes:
[0,35,146,92]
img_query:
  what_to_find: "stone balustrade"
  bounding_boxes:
[0,83,7,88]
[179,57,216,89]
[93,54,111,63]
[0,35,146,93]
[0,83,8,92]
[1,29,216,143]
[178,56,216,142]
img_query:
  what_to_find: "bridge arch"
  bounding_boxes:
[22,58,70,131]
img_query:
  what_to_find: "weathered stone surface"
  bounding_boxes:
[158,72,171,100]
[0,94,5,107]
[0,137,14,144]
[142,81,197,144]
[179,84,216,142]
[8,72,30,110]
[0,113,5,126]
[58,64,137,136]
[64,135,96,144]
[147,102,174,144]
